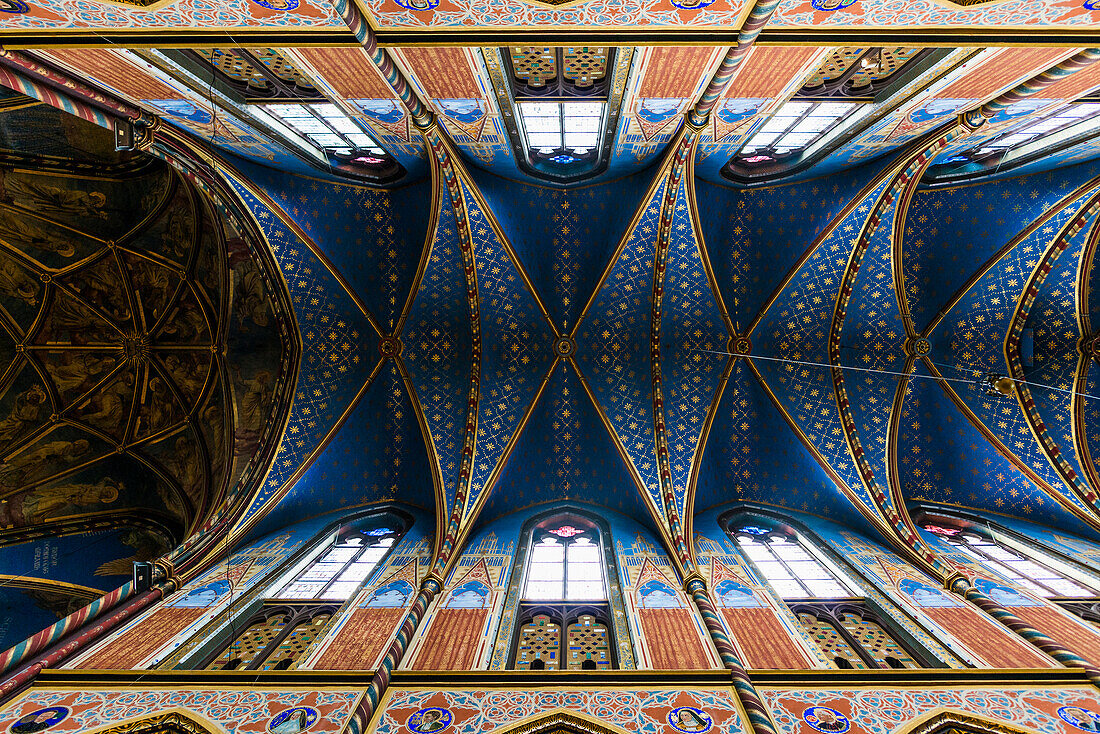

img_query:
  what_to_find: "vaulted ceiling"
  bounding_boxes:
[4,0,1100,644]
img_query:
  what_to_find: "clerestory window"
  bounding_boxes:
[727,517,933,670]
[511,516,615,670]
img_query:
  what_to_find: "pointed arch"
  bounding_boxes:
[895,709,1044,734]
[488,709,633,734]
[80,709,224,734]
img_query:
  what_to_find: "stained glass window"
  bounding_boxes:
[925,523,1100,598]
[188,48,319,100]
[737,101,858,165]
[518,101,604,161]
[794,603,923,669]
[276,527,397,601]
[734,529,854,599]
[515,614,561,670]
[205,612,288,670]
[259,103,386,158]
[524,528,605,602]
[510,515,618,669]
[963,102,1100,159]
[204,606,336,671]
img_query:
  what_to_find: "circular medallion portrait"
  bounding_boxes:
[671,0,716,8]
[407,708,452,734]
[9,707,69,734]
[268,706,319,734]
[803,707,850,734]
[249,0,300,10]
[668,707,713,734]
[0,0,29,13]
[810,0,857,10]
[1086,0,1100,9]
[1059,707,1100,731]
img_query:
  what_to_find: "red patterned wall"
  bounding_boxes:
[722,608,814,669]
[411,608,487,670]
[44,49,179,101]
[723,47,821,98]
[923,607,1055,668]
[640,608,711,669]
[314,608,405,670]
[1011,606,1100,667]
[78,607,206,669]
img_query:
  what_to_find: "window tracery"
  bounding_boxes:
[922,519,1100,599]
[486,47,629,183]
[940,102,1100,165]
[194,515,404,671]
[508,513,621,670]
[727,515,932,669]
[187,48,320,101]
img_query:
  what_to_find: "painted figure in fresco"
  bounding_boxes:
[0,384,47,445]
[49,354,115,398]
[0,214,75,258]
[19,477,121,524]
[419,711,444,733]
[674,708,711,733]
[5,176,109,221]
[9,706,67,733]
[95,528,171,577]
[804,707,848,733]
[270,707,313,734]
[1060,707,1100,732]
[0,438,91,490]
[78,372,134,431]
[0,252,38,306]
[233,261,272,328]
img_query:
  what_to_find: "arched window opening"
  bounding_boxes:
[510,514,618,670]
[487,47,628,184]
[938,102,1100,167]
[725,46,933,179]
[198,516,404,671]
[276,525,400,600]
[726,515,934,670]
[258,103,399,174]
[921,517,1100,600]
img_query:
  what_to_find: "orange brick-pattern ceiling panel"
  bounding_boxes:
[296,47,397,99]
[45,49,179,101]
[638,47,717,99]
[921,607,1056,669]
[400,48,482,100]
[939,47,1071,99]
[724,46,822,98]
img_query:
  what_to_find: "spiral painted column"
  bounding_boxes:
[688,0,781,126]
[0,49,156,147]
[948,577,1100,685]
[334,0,433,129]
[980,48,1100,119]
[0,571,178,704]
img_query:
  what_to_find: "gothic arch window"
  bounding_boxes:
[184,48,322,101]
[725,513,935,670]
[918,513,1100,600]
[485,47,630,184]
[509,513,619,670]
[724,47,938,181]
[196,513,405,671]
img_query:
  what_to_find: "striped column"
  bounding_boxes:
[688,0,781,127]
[980,48,1100,119]
[0,581,135,676]
[0,49,156,147]
[0,574,177,705]
[948,577,1100,686]
[333,0,433,129]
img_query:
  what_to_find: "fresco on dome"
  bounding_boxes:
[0,689,359,734]
[407,520,516,670]
[374,688,746,734]
[761,686,1100,734]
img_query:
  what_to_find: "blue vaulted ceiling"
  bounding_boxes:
[235,129,1100,555]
